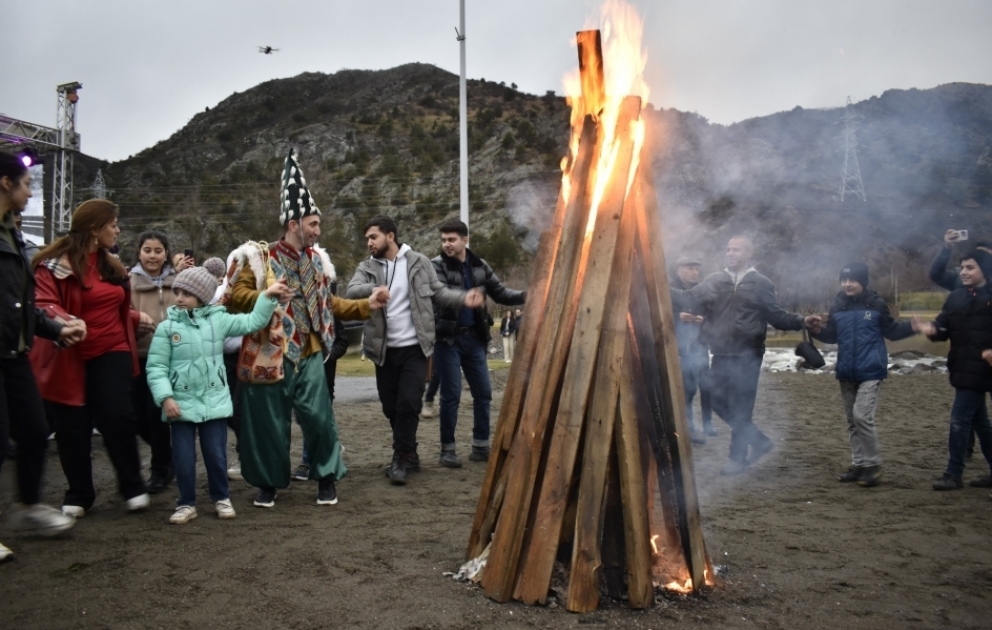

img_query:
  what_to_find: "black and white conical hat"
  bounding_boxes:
[279,148,320,226]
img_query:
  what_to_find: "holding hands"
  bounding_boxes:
[464,288,485,309]
[803,314,823,333]
[264,279,294,304]
[369,286,390,310]
[58,318,87,347]
[912,316,936,337]
[679,312,704,324]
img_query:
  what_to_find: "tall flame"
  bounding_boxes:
[559,0,650,239]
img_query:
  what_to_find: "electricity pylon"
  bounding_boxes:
[839,96,867,202]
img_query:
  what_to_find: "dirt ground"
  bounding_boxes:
[3,370,992,630]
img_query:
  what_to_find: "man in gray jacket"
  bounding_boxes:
[346,215,483,485]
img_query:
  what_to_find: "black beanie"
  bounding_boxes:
[839,262,869,289]
[961,249,992,282]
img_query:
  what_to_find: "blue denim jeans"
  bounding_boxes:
[436,333,492,447]
[945,388,992,480]
[171,419,230,507]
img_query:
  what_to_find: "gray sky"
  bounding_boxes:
[4,0,991,162]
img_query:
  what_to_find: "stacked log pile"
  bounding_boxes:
[465,29,710,613]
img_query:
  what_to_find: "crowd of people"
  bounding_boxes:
[3,146,990,564]
[0,150,527,561]
[671,234,992,492]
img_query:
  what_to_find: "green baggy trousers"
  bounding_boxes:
[240,354,346,489]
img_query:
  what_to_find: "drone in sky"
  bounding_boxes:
[258,46,279,55]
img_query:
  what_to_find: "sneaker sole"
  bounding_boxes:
[217,511,237,519]
[316,497,338,506]
[14,520,76,537]
[62,506,86,519]
[170,513,198,525]
[227,471,243,481]
[253,500,276,508]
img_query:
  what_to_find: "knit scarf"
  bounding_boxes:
[269,240,334,363]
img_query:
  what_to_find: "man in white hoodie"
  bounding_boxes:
[346,215,483,485]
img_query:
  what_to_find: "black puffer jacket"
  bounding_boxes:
[929,283,992,391]
[674,269,804,356]
[0,214,62,357]
[431,248,526,345]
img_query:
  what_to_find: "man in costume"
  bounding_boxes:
[227,149,387,507]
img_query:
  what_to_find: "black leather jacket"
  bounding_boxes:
[673,269,804,356]
[0,215,62,357]
[431,248,526,345]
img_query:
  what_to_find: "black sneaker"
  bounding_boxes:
[838,466,864,483]
[932,474,963,491]
[316,479,337,505]
[857,465,882,487]
[968,474,992,488]
[439,449,463,469]
[291,463,310,481]
[469,446,491,462]
[145,467,174,495]
[253,487,277,507]
[388,454,409,486]
[748,440,774,466]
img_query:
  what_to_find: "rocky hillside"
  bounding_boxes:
[73,65,992,305]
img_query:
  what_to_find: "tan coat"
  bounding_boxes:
[129,267,178,357]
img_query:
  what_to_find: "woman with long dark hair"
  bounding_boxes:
[30,199,152,517]
[0,153,82,559]
[129,231,193,493]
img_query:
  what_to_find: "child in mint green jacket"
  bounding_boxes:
[146,267,290,524]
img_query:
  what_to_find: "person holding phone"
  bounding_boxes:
[929,229,992,292]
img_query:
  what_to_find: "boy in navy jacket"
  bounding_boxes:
[812,263,919,487]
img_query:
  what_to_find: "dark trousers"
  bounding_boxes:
[945,388,992,480]
[374,344,427,454]
[709,351,769,462]
[424,365,440,403]
[171,419,229,507]
[436,333,492,446]
[223,352,242,449]
[682,362,713,431]
[133,357,173,474]
[0,355,50,505]
[48,352,146,509]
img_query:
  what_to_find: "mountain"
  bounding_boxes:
[75,65,992,305]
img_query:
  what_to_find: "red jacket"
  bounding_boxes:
[30,256,141,406]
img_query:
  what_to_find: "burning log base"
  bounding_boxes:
[464,30,711,612]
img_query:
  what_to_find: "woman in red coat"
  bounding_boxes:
[31,199,152,517]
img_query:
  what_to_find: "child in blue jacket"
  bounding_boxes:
[146,267,291,524]
[812,263,919,487]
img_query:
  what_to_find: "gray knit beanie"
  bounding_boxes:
[173,267,218,306]
[203,257,227,279]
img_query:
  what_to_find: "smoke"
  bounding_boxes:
[647,85,992,307]
[504,177,559,254]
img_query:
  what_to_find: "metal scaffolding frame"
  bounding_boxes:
[0,82,82,241]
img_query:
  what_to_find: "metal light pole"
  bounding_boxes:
[456,0,469,230]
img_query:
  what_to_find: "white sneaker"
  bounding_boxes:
[0,541,12,562]
[125,493,150,512]
[215,499,236,519]
[420,401,435,419]
[62,505,86,519]
[227,461,243,481]
[10,504,76,537]
[169,506,197,525]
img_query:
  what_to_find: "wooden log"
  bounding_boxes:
[467,224,556,560]
[565,117,640,610]
[615,327,655,609]
[628,257,686,572]
[517,96,643,608]
[480,116,600,602]
[599,441,626,601]
[633,144,709,591]
[575,30,605,120]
